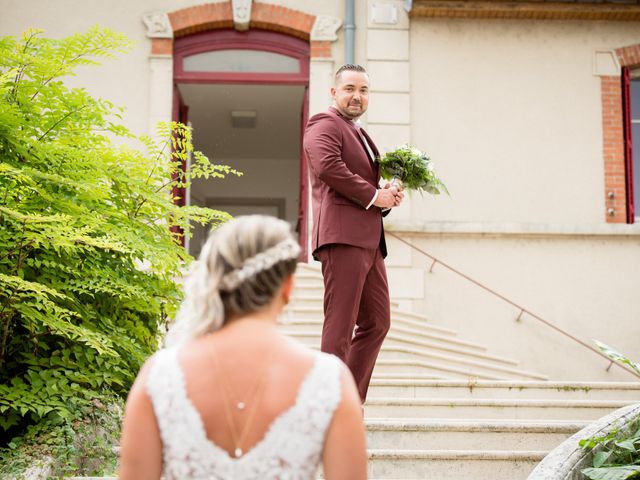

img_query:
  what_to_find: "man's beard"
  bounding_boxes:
[338,103,365,119]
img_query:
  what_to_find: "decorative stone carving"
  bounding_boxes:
[311,15,342,42]
[142,12,173,39]
[232,0,252,31]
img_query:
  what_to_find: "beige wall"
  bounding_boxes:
[383,232,640,381]
[407,19,640,224]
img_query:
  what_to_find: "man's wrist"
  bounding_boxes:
[365,190,379,210]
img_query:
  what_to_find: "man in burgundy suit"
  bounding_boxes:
[303,64,403,402]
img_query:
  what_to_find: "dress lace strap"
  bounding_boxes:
[143,348,344,480]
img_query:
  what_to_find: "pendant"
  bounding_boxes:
[237,401,246,410]
[234,447,243,458]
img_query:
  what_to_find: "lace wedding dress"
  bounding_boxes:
[145,347,342,479]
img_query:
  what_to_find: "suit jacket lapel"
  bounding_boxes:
[328,108,379,177]
[359,127,380,177]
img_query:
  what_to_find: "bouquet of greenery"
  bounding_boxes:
[378,144,448,195]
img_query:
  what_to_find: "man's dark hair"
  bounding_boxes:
[335,64,367,82]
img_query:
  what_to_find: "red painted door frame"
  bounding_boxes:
[170,87,189,245]
[172,29,310,260]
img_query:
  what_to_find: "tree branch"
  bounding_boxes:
[37,104,88,142]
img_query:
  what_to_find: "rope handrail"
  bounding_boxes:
[388,231,640,380]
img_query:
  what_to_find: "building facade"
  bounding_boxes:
[3,0,640,380]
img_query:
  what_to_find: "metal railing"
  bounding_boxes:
[388,231,640,380]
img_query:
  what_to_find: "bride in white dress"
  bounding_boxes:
[118,215,367,480]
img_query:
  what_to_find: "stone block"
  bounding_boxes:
[387,267,424,299]
[367,92,410,124]
[309,59,334,115]
[384,235,413,267]
[366,124,411,153]
[367,29,409,60]
[368,61,410,92]
[368,0,410,30]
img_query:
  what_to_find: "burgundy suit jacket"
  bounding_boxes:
[303,107,387,260]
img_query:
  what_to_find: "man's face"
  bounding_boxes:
[331,70,370,120]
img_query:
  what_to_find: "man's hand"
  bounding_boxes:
[374,184,405,208]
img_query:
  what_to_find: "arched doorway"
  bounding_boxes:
[173,29,310,258]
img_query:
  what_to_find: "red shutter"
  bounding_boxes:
[622,67,635,223]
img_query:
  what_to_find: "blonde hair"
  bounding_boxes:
[166,215,300,345]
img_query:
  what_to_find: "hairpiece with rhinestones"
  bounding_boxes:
[220,238,300,291]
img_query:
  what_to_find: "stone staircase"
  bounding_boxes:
[285,264,640,479]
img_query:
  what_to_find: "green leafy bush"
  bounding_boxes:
[0,26,239,472]
[0,396,123,478]
[579,417,640,480]
[579,343,640,480]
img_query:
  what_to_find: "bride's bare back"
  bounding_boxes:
[119,317,367,480]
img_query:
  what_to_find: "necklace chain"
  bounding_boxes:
[211,344,276,458]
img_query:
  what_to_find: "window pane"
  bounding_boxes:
[632,79,640,120]
[183,49,300,74]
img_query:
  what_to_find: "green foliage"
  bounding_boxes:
[378,144,449,195]
[0,25,240,458]
[579,343,640,479]
[0,396,123,478]
[595,341,640,378]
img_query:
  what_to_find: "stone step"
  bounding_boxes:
[282,306,457,337]
[367,449,546,479]
[290,293,402,309]
[365,419,584,451]
[290,284,325,296]
[291,272,324,287]
[382,332,508,362]
[376,347,544,380]
[295,262,322,272]
[363,397,633,420]
[372,359,547,381]
[281,328,520,372]
[366,379,640,401]
[278,317,485,351]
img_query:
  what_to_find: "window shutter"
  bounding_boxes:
[622,67,635,223]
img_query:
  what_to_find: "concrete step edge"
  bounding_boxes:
[389,325,485,349]
[296,263,322,273]
[384,333,511,364]
[276,334,518,371]
[374,359,548,381]
[277,322,487,351]
[367,379,640,391]
[283,306,458,336]
[367,449,548,461]
[377,346,537,376]
[364,397,634,408]
[364,419,588,433]
[292,294,402,307]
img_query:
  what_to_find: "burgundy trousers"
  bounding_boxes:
[316,244,391,402]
